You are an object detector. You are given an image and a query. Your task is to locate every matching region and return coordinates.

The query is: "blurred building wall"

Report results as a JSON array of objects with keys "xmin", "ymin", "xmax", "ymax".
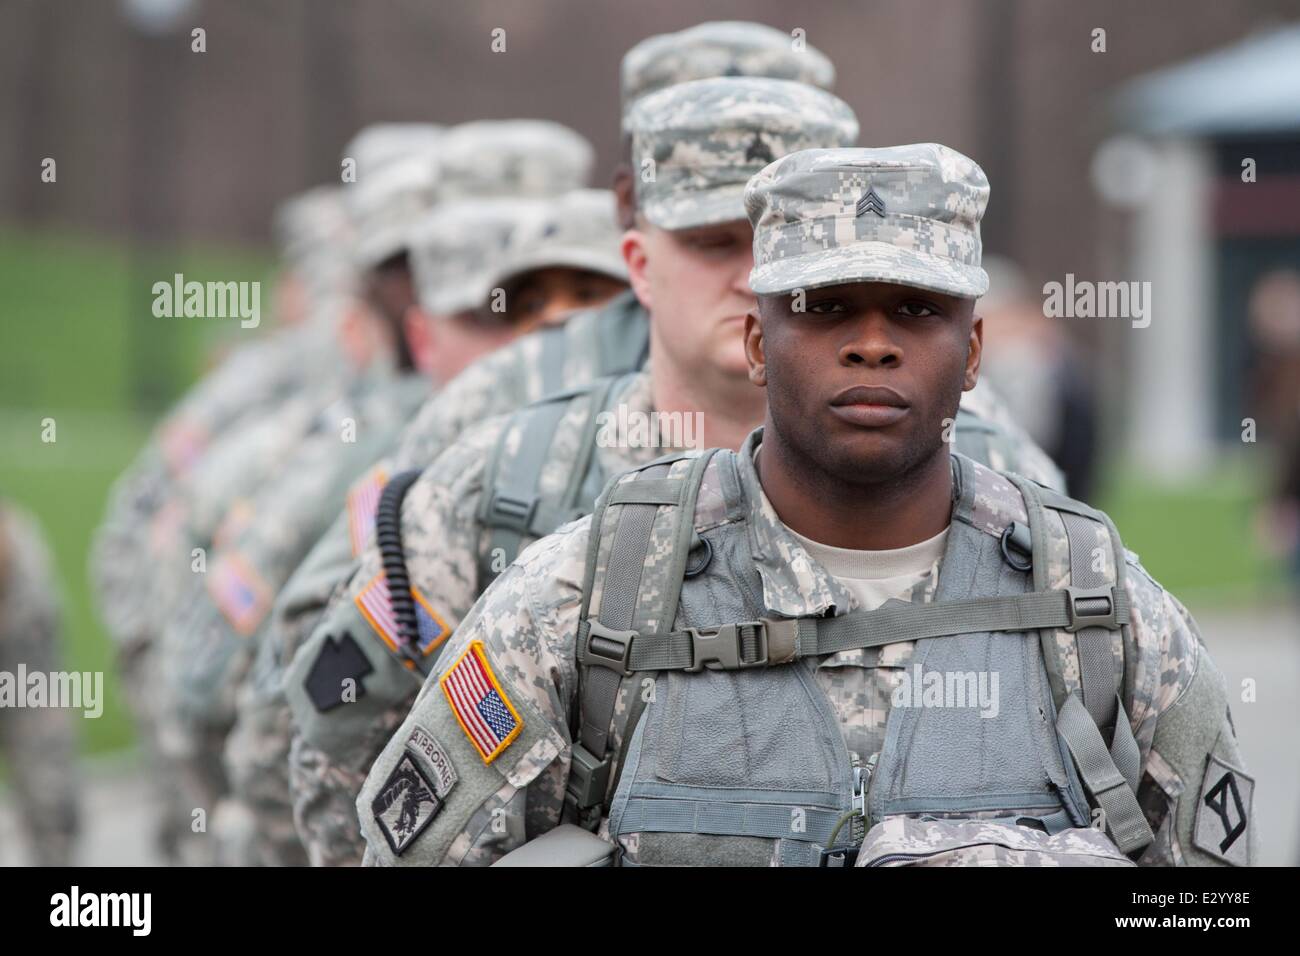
[{"xmin": 4, "ymin": 0, "xmax": 1299, "ymax": 274}]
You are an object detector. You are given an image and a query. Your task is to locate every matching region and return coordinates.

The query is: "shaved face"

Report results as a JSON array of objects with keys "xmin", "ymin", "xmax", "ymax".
[{"xmin": 747, "ymin": 280, "xmax": 982, "ymax": 486}]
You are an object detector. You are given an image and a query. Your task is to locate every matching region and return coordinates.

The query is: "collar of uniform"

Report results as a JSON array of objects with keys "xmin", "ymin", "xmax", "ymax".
[
  {"xmin": 593, "ymin": 369, "xmax": 664, "ymax": 476},
  {"xmin": 736, "ymin": 427, "xmax": 856, "ymax": 619}
]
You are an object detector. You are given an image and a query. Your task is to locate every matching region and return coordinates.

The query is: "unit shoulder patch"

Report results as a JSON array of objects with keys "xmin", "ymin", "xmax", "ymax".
[
  {"xmin": 439, "ymin": 641, "xmax": 523, "ymax": 764},
  {"xmin": 371, "ymin": 751, "xmax": 443, "ymax": 856},
  {"xmin": 304, "ymin": 631, "xmax": 374, "ymax": 713},
  {"xmin": 1193, "ymin": 753, "xmax": 1253, "ymax": 866}
]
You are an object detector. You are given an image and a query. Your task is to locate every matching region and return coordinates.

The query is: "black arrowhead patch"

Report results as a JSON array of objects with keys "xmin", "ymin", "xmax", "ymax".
[
  {"xmin": 856, "ymin": 186, "xmax": 886, "ymax": 218},
  {"xmin": 745, "ymin": 132, "xmax": 775, "ymax": 165},
  {"xmin": 1193, "ymin": 754, "xmax": 1254, "ymax": 865},
  {"xmin": 305, "ymin": 632, "xmax": 374, "ymax": 713}
]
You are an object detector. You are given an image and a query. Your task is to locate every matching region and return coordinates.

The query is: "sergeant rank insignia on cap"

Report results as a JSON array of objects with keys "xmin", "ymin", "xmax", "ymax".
[
  {"xmin": 440, "ymin": 641, "xmax": 522, "ymax": 764},
  {"xmin": 354, "ymin": 572, "xmax": 451, "ymax": 664},
  {"xmin": 856, "ymin": 186, "xmax": 886, "ymax": 218}
]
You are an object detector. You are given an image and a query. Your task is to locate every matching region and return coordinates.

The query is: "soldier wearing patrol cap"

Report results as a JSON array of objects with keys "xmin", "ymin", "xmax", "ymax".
[
  {"xmin": 216, "ymin": 188, "xmax": 629, "ymax": 866},
  {"xmin": 90, "ymin": 183, "xmax": 356, "ymax": 863},
  {"xmin": 354, "ymin": 144, "xmax": 1254, "ymax": 868}
]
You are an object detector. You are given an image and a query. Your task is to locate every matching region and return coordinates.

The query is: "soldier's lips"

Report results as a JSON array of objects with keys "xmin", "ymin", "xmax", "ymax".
[{"xmin": 829, "ymin": 385, "xmax": 910, "ymax": 427}]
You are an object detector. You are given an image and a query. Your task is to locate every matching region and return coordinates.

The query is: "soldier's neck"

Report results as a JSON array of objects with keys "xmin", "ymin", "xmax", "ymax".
[
  {"xmin": 650, "ymin": 357, "xmax": 764, "ymax": 453},
  {"xmin": 756, "ymin": 427, "xmax": 954, "ymax": 551}
]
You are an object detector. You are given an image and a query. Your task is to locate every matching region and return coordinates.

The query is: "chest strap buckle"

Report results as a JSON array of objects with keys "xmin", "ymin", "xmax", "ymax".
[{"xmin": 685, "ymin": 622, "xmax": 769, "ymax": 672}]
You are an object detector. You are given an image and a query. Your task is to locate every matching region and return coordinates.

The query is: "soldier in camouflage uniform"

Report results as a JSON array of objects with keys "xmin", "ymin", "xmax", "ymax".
[
  {"xmin": 91, "ymin": 184, "xmax": 356, "ymax": 862},
  {"xmin": 217, "ymin": 187, "xmax": 629, "ymax": 866},
  {"xmin": 354, "ymin": 145, "xmax": 1254, "ymax": 868},
  {"xmin": 0, "ymin": 501, "xmax": 79, "ymax": 865}
]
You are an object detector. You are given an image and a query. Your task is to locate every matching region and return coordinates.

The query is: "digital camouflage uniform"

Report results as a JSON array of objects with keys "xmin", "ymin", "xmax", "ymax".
[
  {"xmin": 90, "ymin": 186, "xmax": 354, "ymax": 861},
  {"xmin": 221, "ymin": 138, "xmax": 606, "ymax": 865},
  {"xmin": 353, "ymin": 144, "xmax": 1253, "ymax": 868},
  {"xmin": 0, "ymin": 501, "xmax": 79, "ymax": 865}
]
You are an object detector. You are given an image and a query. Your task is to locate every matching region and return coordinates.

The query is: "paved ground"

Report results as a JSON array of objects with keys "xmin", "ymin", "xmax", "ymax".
[{"xmin": 3, "ymin": 600, "xmax": 1297, "ymax": 867}]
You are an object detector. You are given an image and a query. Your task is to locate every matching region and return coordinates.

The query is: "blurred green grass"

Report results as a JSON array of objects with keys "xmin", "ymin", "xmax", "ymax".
[
  {"xmin": 1, "ymin": 227, "xmax": 273, "ymax": 756},
  {"xmin": 1096, "ymin": 458, "xmax": 1288, "ymax": 606}
]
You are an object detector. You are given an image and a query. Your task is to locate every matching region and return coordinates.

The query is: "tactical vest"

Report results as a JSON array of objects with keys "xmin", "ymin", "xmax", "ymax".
[
  {"xmin": 377, "ymin": 379, "xmax": 1065, "ymax": 674},
  {"xmin": 565, "ymin": 446, "xmax": 1152, "ymax": 866}
]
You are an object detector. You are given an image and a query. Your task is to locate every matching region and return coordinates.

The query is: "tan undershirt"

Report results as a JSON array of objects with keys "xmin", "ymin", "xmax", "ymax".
[{"xmin": 754, "ymin": 446, "xmax": 947, "ymax": 609}]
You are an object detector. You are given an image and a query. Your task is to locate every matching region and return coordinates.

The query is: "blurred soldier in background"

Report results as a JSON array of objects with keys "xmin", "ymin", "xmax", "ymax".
[
  {"xmin": 977, "ymin": 256, "xmax": 1099, "ymax": 502},
  {"xmin": 1247, "ymin": 269, "xmax": 1300, "ymax": 602},
  {"xmin": 153, "ymin": 120, "xmax": 598, "ymax": 865},
  {"xmin": 229, "ymin": 187, "xmax": 628, "ymax": 866},
  {"xmin": 0, "ymin": 500, "xmax": 79, "ymax": 865},
  {"xmin": 91, "ymin": 182, "xmax": 356, "ymax": 861}
]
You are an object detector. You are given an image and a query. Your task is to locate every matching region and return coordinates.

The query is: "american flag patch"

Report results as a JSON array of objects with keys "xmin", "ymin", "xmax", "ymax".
[
  {"xmin": 347, "ymin": 467, "xmax": 387, "ymax": 557},
  {"xmin": 440, "ymin": 641, "xmax": 522, "ymax": 764},
  {"xmin": 354, "ymin": 573, "xmax": 451, "ymax": 663},
  {"xmin": 208, "ymin": 552, "xmax": 272, "ymax": 636}
]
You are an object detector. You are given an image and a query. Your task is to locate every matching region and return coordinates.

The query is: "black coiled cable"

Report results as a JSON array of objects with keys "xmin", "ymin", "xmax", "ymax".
[{"xmin": 374, "ymin": 469, "xmax": 423, "ymax": 661}]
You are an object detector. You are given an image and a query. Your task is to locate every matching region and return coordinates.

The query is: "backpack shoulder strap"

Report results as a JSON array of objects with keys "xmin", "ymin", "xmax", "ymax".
[
  {"xmin": 593, "ymin": 291, "xmax": 651, "ymax": 376},
  {"xmin": 476, "ymin": 374, "xmax": 631, "ymax": 586},
  {"xmin": 1004, "ymin": 469, "xmax": 1153, "ymax": 855},
  {"xmin": 565, "ymin": 447, "xmax": 718, "ymax": 827}
]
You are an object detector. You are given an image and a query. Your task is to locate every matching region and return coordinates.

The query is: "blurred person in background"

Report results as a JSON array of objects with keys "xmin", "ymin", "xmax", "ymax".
[
  {"xmin": 977, "ymin": 255, "xmax": 1099, "ymax": 501},
  {"xmin": 1247, "ymin": 269, "xmax": 1300, "ymax": 603},
  {"xmin": 216, "ymin": 187, "xmax": 629, "ymax": 866},
  {"xmin": 0, "ymin": 500, "xmax": 79, "ymax": 865}
]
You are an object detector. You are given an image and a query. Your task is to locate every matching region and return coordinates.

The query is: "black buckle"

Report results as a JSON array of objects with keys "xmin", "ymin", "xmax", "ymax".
[
  {"xmin": 581, "ymin": 620, "xmax": 637, "ymax": 676},
  {"xmin": 566, "ymin": 742, "xmax": 612, "ymax": 811},
  {"xmin": 1065, "ymin": 586, "xmax": 1120, "ymax": 632},
  {"xmin": 818, "ymin": 844, "xmax": 861, "ymax": 867},
  {"xmin": 999, "ymin": 521, "xmax": 1033, "ymax": 572},
  {"xmin": 486, "ymin": 492, "xmax": 537, "ymax": 534},
  {"xmin": 684, "ymin": 622, "xmax": 768, "ymax": 672}
]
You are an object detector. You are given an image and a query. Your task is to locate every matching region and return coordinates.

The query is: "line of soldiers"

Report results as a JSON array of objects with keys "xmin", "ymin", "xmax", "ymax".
[{"xmin": 90, "ymin": 20, "xmax": 1253, "ymax": 867}]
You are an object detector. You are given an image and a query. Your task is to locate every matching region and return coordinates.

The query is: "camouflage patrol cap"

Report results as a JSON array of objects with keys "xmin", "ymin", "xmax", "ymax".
[
  {"xmin": 620, "ymin": 21, "xmax": 835, "ymax": 130},
  {"xmin": 487, "ymin": 189, "xmax": 628, "ymax": 291},
  {"xmin": 408, "ymin": 197, "xmax": 548, "ymax": 315},
  {"xmin": 342, "ymin": 123, "xmax": 445, "ymax": 180},
  {"xmin": 745, "ymin": 144, "xmax": 991, "ymax": 299},
  {"xmin": 348, "ymin": 149, "xmax": 441, "ymax": 269},
  {"xmin": 438, "ymin": 120, "xmax": 593, "ymax": 200},
  {"xmin": 628, "ymin": 77, "xmax": 858, "ymax": 231},
  {"xmin": 273, "ymin": 186, "xmax": 352, "ymax": 268}
]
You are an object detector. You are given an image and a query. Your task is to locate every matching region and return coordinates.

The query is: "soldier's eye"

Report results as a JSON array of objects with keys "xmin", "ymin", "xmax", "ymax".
[
  {"xmin": 805, "ymin": 299, "xmax": 845, "ymax": 314},
  {"xmin": 898, "ymin": 301, "xmax": 938, "ymax": 317}
]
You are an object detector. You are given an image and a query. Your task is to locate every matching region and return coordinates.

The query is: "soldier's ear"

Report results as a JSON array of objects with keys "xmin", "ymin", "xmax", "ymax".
[
  {"xmin": 745, "ymin": 310, "xmax": 767, "ymax": 386},
  {"xmin": 404, "ymin": 305, "xmax": 438, "ymax": 379},
  {"xmin": 623, "ymin": 228, "xmax": 652, "ymax": 311},
  {"xmin": 611, "ymin": 165, "xmax": 636, "ymax": 230},
  {"xmin": 963, "ymin": 313, "xmax": 983, "ymax": 391}
]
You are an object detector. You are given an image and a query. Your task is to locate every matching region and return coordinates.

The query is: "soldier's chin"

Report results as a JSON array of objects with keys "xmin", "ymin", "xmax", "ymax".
[{"xmin": 829, "ymin": 432, "xmax": 917, "ymax": 484}]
